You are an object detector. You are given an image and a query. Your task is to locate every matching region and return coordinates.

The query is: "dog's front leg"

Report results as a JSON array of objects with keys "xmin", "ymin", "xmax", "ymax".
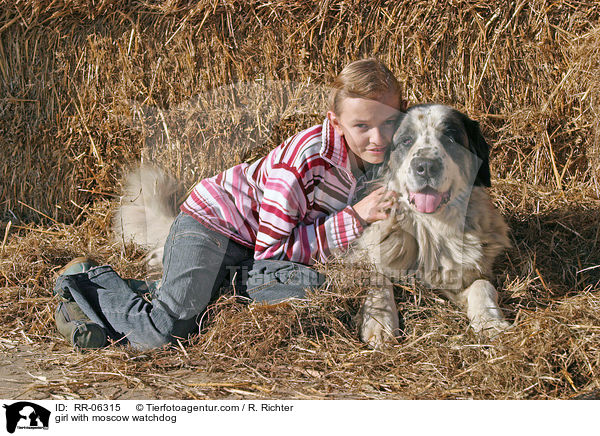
[
  {"xmin": 462, "ymin": 279, "xmax": 511, "ymax": 337},
  {"xmin": 356, "ymin": 273, "xmax": 399, "ymax": 348}
]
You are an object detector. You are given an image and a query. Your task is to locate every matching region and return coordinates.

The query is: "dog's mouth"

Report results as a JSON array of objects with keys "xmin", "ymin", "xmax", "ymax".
[{"xmin": 408, "ymin": 187, "xmax": 451, "ymax": 214}]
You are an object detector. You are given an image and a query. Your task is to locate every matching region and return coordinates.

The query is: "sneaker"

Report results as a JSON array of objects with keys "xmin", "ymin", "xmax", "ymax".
[
  {"xmin": 55, "ymin": 301, "xmax": 107, "ymax": 349},
  {"xmin": 57, "ymin": 256, "xmax": 99, "ymax": 277},
  {"xmin": 54, "ymin": 257, "xmax": 100, "ymax": 300}
]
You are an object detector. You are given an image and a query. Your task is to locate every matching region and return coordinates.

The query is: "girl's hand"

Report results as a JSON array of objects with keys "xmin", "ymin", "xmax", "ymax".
[{"xmin": 352, "ymin": 186, "xmax": 397, "ymax": 225}]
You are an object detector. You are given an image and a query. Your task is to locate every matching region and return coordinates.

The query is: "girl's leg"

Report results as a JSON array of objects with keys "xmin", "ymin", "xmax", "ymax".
[
  {"xmin": 55, "ymin": 212, "xmax": 251, "ymax": 350},
  {"xmin": 149, "ymin": 212, "xmax": 251, "ymax": 328},
  {"xmin": 232, "ymin": 258, "xmax": 326, "ymax": 303},
  {"xmin": 116, "ymin": 212, "xmax": 252, "ymax": 348}
]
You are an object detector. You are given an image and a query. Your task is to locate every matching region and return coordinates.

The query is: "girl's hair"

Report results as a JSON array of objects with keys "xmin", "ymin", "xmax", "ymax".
[{"xmin": 329, "ymin": 58, "xmax": 404, "ymax": 114}]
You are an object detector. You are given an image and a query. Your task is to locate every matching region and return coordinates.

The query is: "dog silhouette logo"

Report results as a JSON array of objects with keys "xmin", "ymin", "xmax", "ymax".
[{"xmin": 3, "ymin": 402, "xmax": 50, "ymax": 433}]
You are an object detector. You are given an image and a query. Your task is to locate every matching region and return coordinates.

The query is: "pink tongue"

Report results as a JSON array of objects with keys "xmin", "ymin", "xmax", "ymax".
[{"xmin": 412, "ymin": 190, "xmax": 443, "ymax": 213}]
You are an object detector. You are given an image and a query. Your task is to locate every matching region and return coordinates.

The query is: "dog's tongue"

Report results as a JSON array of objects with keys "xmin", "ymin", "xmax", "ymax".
[{"xmin": 410, "ymin": 188, "xmax": 443, "ymax": 213}]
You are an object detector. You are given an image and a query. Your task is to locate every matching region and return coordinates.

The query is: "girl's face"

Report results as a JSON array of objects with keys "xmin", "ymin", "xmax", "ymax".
[{"xmin": 327, "ymin": 92, "xmax": 401, "ymax": 170}]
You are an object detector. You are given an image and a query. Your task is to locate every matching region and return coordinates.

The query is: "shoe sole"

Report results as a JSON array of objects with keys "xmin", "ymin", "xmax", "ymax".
[{"xmin": 57, "ymin": 256, "xmax": 98, "ymax": 277}]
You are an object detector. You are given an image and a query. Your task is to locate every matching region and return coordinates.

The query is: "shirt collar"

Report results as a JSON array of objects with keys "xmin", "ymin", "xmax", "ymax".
[{"xmin": 320, "ymin": 117, "xmax": 350, "ymax": 171}]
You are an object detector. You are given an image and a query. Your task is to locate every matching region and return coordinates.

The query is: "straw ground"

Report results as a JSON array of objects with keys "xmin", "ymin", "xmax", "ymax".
[{"xmin": 1, "ymin": 1, "xmax": 600, "ymax": 399}]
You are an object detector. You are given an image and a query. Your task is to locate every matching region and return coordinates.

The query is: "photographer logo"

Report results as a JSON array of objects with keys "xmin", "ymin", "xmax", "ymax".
[{"xmin": 3, "ymin": 402, "xmax": 50, "ymax": 433}]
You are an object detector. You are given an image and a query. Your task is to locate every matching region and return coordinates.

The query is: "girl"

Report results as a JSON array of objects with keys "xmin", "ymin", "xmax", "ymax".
[{"xmin": 54, "ymin": 58, "xmax": 405, "ymax": 350}]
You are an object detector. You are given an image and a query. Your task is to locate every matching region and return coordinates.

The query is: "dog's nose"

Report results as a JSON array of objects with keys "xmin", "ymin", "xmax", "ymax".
[{"xmin": 411, "ymin": 157, "xmax": 442, "ymax": 178}]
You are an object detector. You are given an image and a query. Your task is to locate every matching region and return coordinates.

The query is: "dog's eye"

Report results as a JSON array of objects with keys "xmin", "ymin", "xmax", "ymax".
[
  {"xmin": 444, "ymin": 129, "xmax": 462, "ymax": 145},
  {"xmin": 397, "ymin": 136, "xmax": 413, "ymax": 147}
]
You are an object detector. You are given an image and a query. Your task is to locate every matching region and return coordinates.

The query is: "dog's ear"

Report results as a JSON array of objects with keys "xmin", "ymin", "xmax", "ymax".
[
  {"xmin": 462, "ymin": 115, "xmax": 491, "ymax": 187},
  {"xmin": 381, "ymin": 113, "xmax": 405, "ymax": 174},
  {"xmin": 388, "ymin": 110, "xmax": 408, "ymax": 153}
]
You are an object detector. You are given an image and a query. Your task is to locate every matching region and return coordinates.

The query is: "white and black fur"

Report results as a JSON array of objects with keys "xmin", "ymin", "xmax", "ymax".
[{"xmin": 355, "ymin": 104, "xmax": 511, "ymax": 347}]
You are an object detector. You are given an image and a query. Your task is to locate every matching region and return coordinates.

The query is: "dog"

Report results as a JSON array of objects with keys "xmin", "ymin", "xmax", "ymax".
[
  {"xmin": 113, "ymin": 104, "xmax": 511, "ymax": 348},
  {"xmin": 354, "ymin": 104, "xmax": 512, "ymax": 347}
]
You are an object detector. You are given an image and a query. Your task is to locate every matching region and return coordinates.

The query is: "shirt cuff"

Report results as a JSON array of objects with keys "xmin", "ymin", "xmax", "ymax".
[
  {"xmin": 346, "ymin": 205, "xmax": 365, "ymax": 234},
  {"xmin": 344, "ymin": 206, "xmax": 369, "ymax": 235}
]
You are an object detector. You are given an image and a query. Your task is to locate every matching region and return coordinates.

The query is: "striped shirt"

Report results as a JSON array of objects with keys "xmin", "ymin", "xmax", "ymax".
[{"xmin": 180, "ymin": 118, "xmax": 367, "ymax": 265}]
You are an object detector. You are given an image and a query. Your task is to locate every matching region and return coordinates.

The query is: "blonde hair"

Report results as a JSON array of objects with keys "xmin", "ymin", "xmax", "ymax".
[{"xmin": 329, "ymin": 58, "xmax": 404, "ymax": 114}]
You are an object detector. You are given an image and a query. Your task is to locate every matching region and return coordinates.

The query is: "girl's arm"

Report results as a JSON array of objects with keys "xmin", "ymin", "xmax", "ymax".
[{"xmin": 254, "ymin": 164, "xmax": 364, "ymax": 265}]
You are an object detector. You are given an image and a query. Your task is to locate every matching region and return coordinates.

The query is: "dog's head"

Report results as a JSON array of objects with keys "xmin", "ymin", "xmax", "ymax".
[{"xmin": 385, "ymin": 104, "xmax": 491, "ymax": 214}]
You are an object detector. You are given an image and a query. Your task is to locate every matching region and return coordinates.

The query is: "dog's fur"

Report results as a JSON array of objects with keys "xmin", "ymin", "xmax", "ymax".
[
  {"xmin": 112, "ymin": 165, "xmax": 183, "ymax": 271},
  {"xmin": 113, "ymin": 104, "xmax": 511, "ymax": 348},
  {"xmin": 354, "ymin": 104, "xmax": 511, "ymax": 347}
]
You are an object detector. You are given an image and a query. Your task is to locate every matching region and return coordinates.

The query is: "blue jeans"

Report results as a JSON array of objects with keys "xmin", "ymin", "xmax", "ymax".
[{"xmin": 54, "ymin": 212, "xmax": 325, "ymax": 350}]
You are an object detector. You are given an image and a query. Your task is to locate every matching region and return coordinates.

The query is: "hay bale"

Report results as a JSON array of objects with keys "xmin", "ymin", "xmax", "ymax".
[{"xmin": 0, "ymin": 1, "xmax": 599, "ymax": 223}]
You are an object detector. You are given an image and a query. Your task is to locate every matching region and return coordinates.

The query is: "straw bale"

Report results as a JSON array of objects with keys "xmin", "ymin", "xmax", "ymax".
[{"xmin": 1, "ymin": 1, "xmax": 599, "ymax": 222}]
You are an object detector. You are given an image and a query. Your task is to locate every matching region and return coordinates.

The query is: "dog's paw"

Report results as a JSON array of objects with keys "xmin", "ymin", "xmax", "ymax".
[
  {"xmin": 355, "ymin": 282, "xmax": 399, "ymax": 348},
  {"xmin": 465, "ymin": 280, "xmax": 511, "ymax": 338},
  {"xmin": 358, "ymin": 309, "xmax": 400, "ymax": 348}
]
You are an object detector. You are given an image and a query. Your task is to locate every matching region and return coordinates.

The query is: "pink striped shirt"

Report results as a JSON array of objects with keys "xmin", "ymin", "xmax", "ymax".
[{"xmin": 180, "ymin": 118, "xmax": 366, "ymax": 265}]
